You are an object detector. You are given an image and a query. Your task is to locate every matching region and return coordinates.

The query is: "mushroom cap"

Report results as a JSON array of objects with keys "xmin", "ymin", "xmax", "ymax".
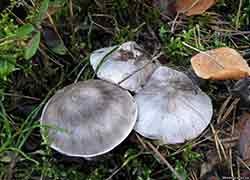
[
  {"xmin": 90, "ymin": 41, "xmax": 157, "ymax": 92},
  {"xmin": 134, "ymin": 66, "xmax": 213, "ymax": 144},
  {"xmin": 40, "ymin": 80, "xmax": 137, "ymax": 158}
]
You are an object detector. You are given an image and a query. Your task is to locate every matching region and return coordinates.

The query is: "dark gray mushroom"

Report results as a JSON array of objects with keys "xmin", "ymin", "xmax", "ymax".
[
  {"xmin": 134, "ymin": 66, "xmax": 213, "ymax": 144},
  {"xmin": 40, "ymin": 80, "xmax": 137, "ymax": 158},
  {"xmin": 90, "ymin": 41, "xmax": 158, "ymax": 92}
]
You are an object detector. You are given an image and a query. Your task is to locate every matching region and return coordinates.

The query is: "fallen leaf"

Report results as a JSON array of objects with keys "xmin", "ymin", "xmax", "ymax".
[
  {"xmin": 191, "ymin": 47, "xmax": 250, "ymax": 80},
  {"xmin": 239, "ymin": 112, "xmax": 250, "ymax": 165},
  {"xmin": 175, "ymin": 0, "xmax": 216, "ymax": 16}
]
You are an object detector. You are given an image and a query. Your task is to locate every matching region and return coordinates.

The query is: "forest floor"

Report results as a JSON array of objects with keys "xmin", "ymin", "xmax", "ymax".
[{"xmin": 0, "ymin": 0, "xmax": 250, "ymax": 179}]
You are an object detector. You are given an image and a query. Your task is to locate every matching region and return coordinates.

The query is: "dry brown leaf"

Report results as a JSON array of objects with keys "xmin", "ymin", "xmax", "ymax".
[
  {"xmin": 175, "ymin": 0, "xmax": 216, "ymax": 16},
  {"xmin": 191, "ymin": 47, "xmax": 250, "ymax": 80},
  {"xmin": 239, "ymin": 112, "xmax": 250, "ymax": 165}
]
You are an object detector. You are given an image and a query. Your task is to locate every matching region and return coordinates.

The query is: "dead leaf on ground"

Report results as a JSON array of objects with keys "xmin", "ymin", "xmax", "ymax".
[
  {"xmin": 191, "ymin": 47, "xmax": 250, "ymax": 80},
  {"xmin": 238, "ymin": 112, "xmax": 250, "ymax": 165},
  {"xmin": 175, "ymin": 0, "xmax": 216, "ymax": 16}
]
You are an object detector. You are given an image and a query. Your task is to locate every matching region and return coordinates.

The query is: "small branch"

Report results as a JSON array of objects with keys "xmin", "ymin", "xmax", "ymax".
[
  {"xmin": 118, "ymin": 52, "xmax": 162, "ymax": 85},
  {"xmin": 2, "ymin": 93, "xmax": 40, "ymax": 101},
  {"xmin": 235, "ymin": 0, "xmax": 243, "ymax": 29},
  {"xmin": 105, "ymin": 150, "xmax": 144, "ymax": 180},
  {"xmin": 74, "ymin": 63, "xmax": 90, "ymax": 83},
  {"xmin": 146, "ymin": 141, "xmax": 185, "ymax": 180},
  {"xmin": 69, "ymin": 0, "xmax": 74, "ymax": 31},
  {"xmin": 135, "ymin": 135, "xmax": 184, "ymax": 180}
]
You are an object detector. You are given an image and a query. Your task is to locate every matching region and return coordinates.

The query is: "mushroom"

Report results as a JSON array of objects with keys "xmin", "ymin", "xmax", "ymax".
[
  {"xmin": 90, "ymin": 41, "xmax": 158, "ymax": 92},
  {"xmin": 40, "ymin": 80, "xmax": 137, "ymax": 158},
  {"xmin": 134, "ymin": 66, "xmax": 213, "ymax": 144}
]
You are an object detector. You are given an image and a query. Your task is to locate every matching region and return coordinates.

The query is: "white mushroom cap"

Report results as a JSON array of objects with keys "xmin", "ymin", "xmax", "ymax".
[
  {"xmin": 134, "ymin": 66, "xmax": 213, "ymax": 144},
  {"xmin": 40, "ymin": 80, "xmax": 137, "ymax": 158},
  {"xmin": 90, "ymin": 41, "xmax": 158, "ymax": 92}
]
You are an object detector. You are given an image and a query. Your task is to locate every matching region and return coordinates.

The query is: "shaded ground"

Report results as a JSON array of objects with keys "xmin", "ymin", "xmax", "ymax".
[{"xmin": 0, "ymin": 0, "xmax": 250, "ymax": 179}]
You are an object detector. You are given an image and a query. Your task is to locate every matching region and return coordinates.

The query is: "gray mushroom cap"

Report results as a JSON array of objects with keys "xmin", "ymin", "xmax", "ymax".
[
  {"xmin": 40, "ymin": 80, "xmax": 138, "ymax": 158},
  {"xmin": 134, "ymin": 66, "xmax": 213, "ymax": 144},
  {"xmin": 90, "ymin": 41, "xmax": 158, "ymax": 92}
]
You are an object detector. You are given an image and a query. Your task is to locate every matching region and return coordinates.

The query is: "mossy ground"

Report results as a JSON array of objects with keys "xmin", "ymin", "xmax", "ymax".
[{"xmin": 0, "ymin": 0, "xmax": 250, "ymax": 179}]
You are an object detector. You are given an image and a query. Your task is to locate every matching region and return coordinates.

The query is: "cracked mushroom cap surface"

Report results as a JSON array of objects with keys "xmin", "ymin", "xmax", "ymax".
[
  {"xmin": 40, "ymin": 80, "xmax": 137, "ymax": 158},
  {"xmin": 90, "ymin": 41, "xmax": 158, "ymax": 92},
  {"xmin": 134, "ymin": 66, "xmax": 213, "ymax": 144}
]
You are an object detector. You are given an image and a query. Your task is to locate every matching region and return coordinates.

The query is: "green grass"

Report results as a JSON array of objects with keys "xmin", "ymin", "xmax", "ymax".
[{"xmin": 0, "ymin": 0, "xmax": 250, "ymax": 179}]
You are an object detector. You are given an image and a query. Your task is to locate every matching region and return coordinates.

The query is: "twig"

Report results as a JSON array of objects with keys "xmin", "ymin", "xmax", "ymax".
[
  {"xmin": 2, "ymin": 93, "xmax": 40, "ymax": 101},
  {"xmin": 92, "ymin": 14, "xmax": 119, "ymax": 32},
  {"xmin": 229, "ymin": 148, "xmax": 234, "ymax": 178},
  {"xmin": 118, "ymin": 52, "xmax": 162, "ymax": 85},
  {"xmin": 69, "ymin": 0, "xmax": 74, "ymax": 31},
  {"xmin": 135, "ymin": 135, "xmax": 184, "ymax": 180},
  {"xmin": 146, "ymin": 141, "xmax": 185, "ymax": 180},
  {"xmin": 171, "ymin": 12, "xmax": 180, "ymax": 33},
  {"xmin": 235, "ymin": 0, "xmax": 243, "ymax": 29},
  {"xmin": 6, "ymin": 154, "xmax": 17, "ymax": 180},
  {"xmin": 216, "ymin": 96, "xmax": 232, "ymax": 124},
  {"xmin": 237, "ymin": 156, "xmax": 250, "ymax": 171},
  {"xmin": 218, "ymin": 98, "xmax": 240, "ymax": 124},
  {"xmin": 135, "ymin": 134, "xmax": 147, "ymax": 149},
  {"xmin": 105, "ymin": 152, "xmax": 144, "ymax": 180},
  {"xmin": 46, "ymin": 13, "xmax": 77, "ymax": 63},
  {"xmin": 74, "ymin": 63, "xmax": 89, "ymax": 83},
  {"xmin": 210, "ymin": 125, "xmax": 222, "ymax": 161}
]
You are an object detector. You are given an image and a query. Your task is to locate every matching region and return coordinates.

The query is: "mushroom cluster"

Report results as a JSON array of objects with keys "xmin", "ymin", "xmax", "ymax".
[{"xmin": 40, "ymin": 41, "xmax": 213, "ymax": 158}]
